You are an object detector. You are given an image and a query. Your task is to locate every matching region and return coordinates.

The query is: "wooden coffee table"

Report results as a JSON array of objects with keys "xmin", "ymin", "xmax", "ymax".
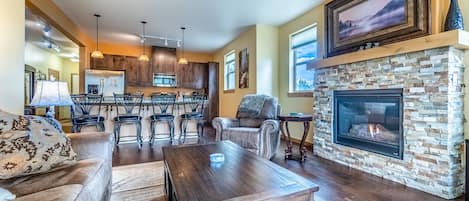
[{"xmin": 162, "ymin": 141, "xmax": 319, "ymax": 201}]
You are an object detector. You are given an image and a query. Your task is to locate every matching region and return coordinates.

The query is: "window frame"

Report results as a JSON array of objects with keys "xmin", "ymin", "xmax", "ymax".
[
  {"xmin": 224, "ymin": 50, "xmax": 236, "ymax": 92},
  {"xmin": 289, "ymin": 24, "xmax": 318, "ymax": 95}
]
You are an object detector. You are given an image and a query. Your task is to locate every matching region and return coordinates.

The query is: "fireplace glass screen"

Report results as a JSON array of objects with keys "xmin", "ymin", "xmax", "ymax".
[{"xmin": 333, "ymin": 89, "xmax": 403, "ymax": 159}]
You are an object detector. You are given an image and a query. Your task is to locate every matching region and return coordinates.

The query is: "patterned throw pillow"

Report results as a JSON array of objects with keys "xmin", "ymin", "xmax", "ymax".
[{"xmin": 0, "ymin": 110, "xmax": 77, "ymax": 179}]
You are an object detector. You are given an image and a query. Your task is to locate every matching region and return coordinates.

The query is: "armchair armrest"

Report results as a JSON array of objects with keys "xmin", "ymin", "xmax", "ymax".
[
  {"xmin": 67, "ymin": 132, "xmax": 113, "ymax": 161},
  {"xmin": 259, "ymin": 120, "xmax": 280, "ymax": 159},
  {"xmin": 212, "ymin": 117, "xmax": 240, "ymax": 141}
]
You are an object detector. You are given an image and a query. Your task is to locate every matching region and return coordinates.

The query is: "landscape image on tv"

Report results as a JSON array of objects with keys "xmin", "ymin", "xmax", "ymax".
[{"xmin": 338, "ymin": 0, "xmax": 406, "ymax": 40}]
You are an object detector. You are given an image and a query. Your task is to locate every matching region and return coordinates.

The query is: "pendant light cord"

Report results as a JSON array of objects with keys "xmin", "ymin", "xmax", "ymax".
[
  {"xmin": 181, "ymin": 27, "xmax": 186, "ymax": 58},
  {"xmin": 94, "ymin": 14, "xmax": 100, "ymax": 51},
  {"xmin": 142, "ymin": 21, "xmax": 146, "ymax": 55}
]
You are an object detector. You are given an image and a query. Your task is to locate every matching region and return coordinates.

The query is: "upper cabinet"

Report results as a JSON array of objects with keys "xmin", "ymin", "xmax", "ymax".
[
  {"xmin": 90, "ymin": 54, "xmax": 152, "ymax": 86},
  {"xmin": 91, "ymin": 56, "xmax": 114, "ymax": 70},
  {"xmin": 177, "ymin": 62, "xmax": 208, "ymax": 89},
  {"xmin": 152, "ymin": 47, "xmax": 177, "ymax": 74},
  {"xmin": 90, "ymin": 47, "xmax": 210, "ymax": 89}
]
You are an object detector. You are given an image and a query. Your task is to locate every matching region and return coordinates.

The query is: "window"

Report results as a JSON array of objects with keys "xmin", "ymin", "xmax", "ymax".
[
  {"xmin": 290, "ymin": 25, "xmax": 317, "ymax": 92},
  {"xmin": 224, "ymin": 51, "xmax": 236, "ymax": 91}
]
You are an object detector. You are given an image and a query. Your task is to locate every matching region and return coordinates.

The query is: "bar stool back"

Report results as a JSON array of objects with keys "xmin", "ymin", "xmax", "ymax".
[
  {"xmin": 179, "ymin": 94, "xmax": 207, "ymax": 141},
  {"xmin": 149, "ymin": 94, "xmax": 176, "ymax": 145},
  {"xmin": 113, "ymin": 93, "xmax": 144, "ymax": 149},
  {"xmin": 70, "ymin": 94, "xmax": 105, "ymax": 133}
]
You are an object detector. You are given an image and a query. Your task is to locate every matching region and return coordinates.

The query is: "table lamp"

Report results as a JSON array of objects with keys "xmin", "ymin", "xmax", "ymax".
[{"xmin": 30, "ymin": 80, "xmax": 73, "ymax": 119}]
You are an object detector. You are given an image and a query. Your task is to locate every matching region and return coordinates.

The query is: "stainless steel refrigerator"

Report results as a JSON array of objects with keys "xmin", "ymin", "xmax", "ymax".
[{"xmin": 85, "ymin": 70, "xmax": 125, "ymax": 96}]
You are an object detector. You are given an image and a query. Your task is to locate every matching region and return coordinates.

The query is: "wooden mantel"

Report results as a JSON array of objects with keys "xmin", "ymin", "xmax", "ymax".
[{"xmin": 307, "ymin": 30, "xmax": 469, "ymax": 70}]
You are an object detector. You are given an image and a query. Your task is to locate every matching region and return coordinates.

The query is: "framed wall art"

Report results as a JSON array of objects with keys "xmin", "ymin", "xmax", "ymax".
[
  {"xmin": 325, "ymin": 0, "xmax": 430, "ymax": 57},
  {"xmin": 239, "ymin": 48, "xmax": 249, "ymax": 89}
]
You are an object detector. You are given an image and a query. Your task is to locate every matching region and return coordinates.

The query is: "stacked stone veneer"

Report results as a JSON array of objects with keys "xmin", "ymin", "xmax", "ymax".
[{"xmin": 313, "ymin": 47, "xmax": 465, "ymax": 199}]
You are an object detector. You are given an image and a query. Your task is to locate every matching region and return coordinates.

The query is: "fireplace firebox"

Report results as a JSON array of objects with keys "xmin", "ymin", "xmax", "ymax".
[{"xmin": 333, "ymin": 89, "xmax": 403, "ymax": 159}]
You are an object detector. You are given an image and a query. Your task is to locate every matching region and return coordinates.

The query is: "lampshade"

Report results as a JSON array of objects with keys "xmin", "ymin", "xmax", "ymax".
[
  {"xmin": 91, "ymin": 50, "xmax": 104, "ymax": 59},
  {"xmin": 138, "ymin": 21, "xmax": 149, "ymax": 62},
  {"xmin": 138, "ymin": 54, "xmax": 149, "ymax": 61},
  {"xmin": 30, "ymin": 81, "xmax": 73, "ymax": 107},
  {"xmin": 178, "ymin": 27, "xmax": 188, "ymax": 65},
  {"xmin": 178, "ymin": 57, "xmax": 188, "ymax": 65},
  {"xmin": 91, "ymin": 14, "xmax": 104, "ymax": 59}
]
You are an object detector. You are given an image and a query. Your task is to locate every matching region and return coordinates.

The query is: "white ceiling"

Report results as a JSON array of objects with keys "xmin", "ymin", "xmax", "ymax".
[
  {"xmin": 26, "ymin": 8, "xmax": 79, "ymax": 60},
  {"xmin": 52, "ymin": 0, "xmax": 323, "ymax": 53}
]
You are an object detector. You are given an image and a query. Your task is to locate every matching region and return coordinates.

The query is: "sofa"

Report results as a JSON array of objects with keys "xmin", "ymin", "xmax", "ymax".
[
  {"xmin": 0, "ymin": 132, "xmax": 113, "ymax": 201},
  {"xmin": 212, "ymin": 95, "xmax": 281, "ymax": 159}
]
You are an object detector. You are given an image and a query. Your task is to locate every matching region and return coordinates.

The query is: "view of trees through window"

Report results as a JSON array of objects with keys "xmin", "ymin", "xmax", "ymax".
[{"xmin": 291, "ymin": 26, "xmax": 317, "ymax": 91}]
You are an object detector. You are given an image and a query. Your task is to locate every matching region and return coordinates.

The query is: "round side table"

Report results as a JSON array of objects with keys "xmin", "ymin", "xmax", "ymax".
[{"xmin": 278, "ymin": 114, "xmax": 313, "ymax": 162}]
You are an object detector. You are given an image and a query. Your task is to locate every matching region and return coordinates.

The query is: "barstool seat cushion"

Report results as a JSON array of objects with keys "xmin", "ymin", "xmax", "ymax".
[
  {"xmin": 180, "ymin": 112, "xmax": 203, "ymax": 119},
  {"xmin": 150, "ymin": 114, "xmax": 175, "ymax": 121},
  {"xmin": 113, "ymin": 115, "xmax": 142, "ymax": 122},
  {"xmin": 74, "ymin": 116, "xmax": 105, "ymax": 124}
]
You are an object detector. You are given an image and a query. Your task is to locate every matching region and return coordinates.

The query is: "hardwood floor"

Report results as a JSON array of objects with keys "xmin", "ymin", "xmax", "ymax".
[{"xmin": 112, "ymin": 129, "xmax": 464, "ymax": 201}]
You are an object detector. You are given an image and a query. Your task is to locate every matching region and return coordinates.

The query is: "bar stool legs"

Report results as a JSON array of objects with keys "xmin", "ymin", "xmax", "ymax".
[
  {"xmin": 179, "ymin": 119, "xmax": 204, "ymax": 142},
  {"xmin": 149, "ymin": 120, "xmax": 175, "ymax": 146},
  {"xmin": 113, "ymin": 122, "xmax": 143, "ymax": 149}
]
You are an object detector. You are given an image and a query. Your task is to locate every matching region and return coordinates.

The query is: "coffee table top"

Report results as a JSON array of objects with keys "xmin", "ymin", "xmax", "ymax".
[{"xmin": 162, "ymin": 141, "xmax": 319, "ymax": 201}]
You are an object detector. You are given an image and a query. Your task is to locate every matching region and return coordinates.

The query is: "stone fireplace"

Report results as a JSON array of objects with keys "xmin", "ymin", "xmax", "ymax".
[
  {"xmin": 333, "ymin": 89, "xmax": 403, "ymax": 159},
  {"xmin": 312, "ymin": 47, "xmax": 465, "ymax": 199}
]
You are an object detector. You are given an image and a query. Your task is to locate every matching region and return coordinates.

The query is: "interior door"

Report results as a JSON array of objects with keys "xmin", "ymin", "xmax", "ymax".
[{"xmin": 24, "ymin": 65, "xmax": 36, "ymax": 115}]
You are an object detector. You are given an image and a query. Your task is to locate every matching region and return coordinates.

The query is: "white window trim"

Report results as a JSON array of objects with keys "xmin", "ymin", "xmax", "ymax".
[
  {"xmin": 224, "ymin": 50, "xmax": 236, "ymax": 91},
  {"xmin": 289, "ymin": 24, "xmax": 318, "ymax": 93}
]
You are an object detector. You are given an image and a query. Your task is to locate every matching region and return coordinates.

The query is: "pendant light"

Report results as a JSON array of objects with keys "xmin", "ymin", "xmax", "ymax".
[
  {"xmin": 138, "ymin": 21, "xmax": 149, "ymax": 62},
  {"xmin": 91, "ymin": 14, "xmax": 104, "ymax": 59},
  {"xmin": 178, "ymin": 27, "xmax": 188, "ymax": 65}
]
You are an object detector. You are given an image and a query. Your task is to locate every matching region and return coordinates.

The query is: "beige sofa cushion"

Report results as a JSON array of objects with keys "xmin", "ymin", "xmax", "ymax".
[
  {"xmin": 224, "ymin": 127, "xmax": 261, "ymax": 150},
  {"xmin": 0, "ymin": 159, "xmax": 102, "ymax": 199},
  {"xmin": 0, "ymin": 110, "xmax": 76, "ymax": 179}
]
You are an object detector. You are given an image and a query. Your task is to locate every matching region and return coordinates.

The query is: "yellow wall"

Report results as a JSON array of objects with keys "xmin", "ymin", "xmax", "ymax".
[
  {"xmin": 256, "ymin": 24, "xmax": 279, "ymax": 97},
  {"xmin": 214, "ymin": 26, "xmax": 257, "ymax": 117},
  {"xmin": 0, "ymin": 0, "xmax": 25, "ymax": 114},
  {"xmin": 24, "ymin": 42, "xmax": 80, "ymax": 119},
  {"xmin": 25, "ymin": 42, "xmax": 63, "ymax": 75},
  {"xmin": 60, "ymin": 59, "xmax": 79, "ymax": 119},
  {"xmin": 278, "ymin": 4, "xmax": 325, "ymax": 143}
]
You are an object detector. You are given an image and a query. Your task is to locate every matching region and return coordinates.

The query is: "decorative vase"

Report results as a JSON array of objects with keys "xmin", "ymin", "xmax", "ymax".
[{"xmin": 444, "ymin": 0, "xmax": 464, "ymax": 31}]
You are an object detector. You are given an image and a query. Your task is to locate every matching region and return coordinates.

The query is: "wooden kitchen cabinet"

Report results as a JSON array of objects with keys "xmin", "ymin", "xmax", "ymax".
[
  {"xmin": 139, "ymin": 60, "xmax": 153, "ymax": 87},
  {"xmin": 176, "ymin": 62, "xmax": 208, "ymax": 89},
  {"xmin": 126, "ymin": 57, "xmax": 139, "ymax": 86},
  {"xmin": 113, "ymin": 55, "xmax": 127, "ymax": 70},
  {"xmin": 91, "ymin": 56, "xmax": 114, "ymax": 70},
  {"xmin": 152, "ymin": 47, "xmax": 177, "ymax": 74}
]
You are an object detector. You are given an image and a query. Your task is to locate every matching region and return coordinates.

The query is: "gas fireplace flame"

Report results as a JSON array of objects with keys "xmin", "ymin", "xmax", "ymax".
[{"xmin": 368, "ymin": 124, "xmax": 381, "ymax": 138}]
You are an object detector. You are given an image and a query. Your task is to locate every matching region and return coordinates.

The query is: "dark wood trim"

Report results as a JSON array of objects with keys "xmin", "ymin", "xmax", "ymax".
[
  {"xmin": 223, "ymin": 89, "xmax": 235, "ymax": 94},
  {"xmin": 25, "ymin": 1, "xmax": 85, "ymax": 47},
  {"xmin": 288, "ymin": 91, "xmax": 313, "ymax": 97}
]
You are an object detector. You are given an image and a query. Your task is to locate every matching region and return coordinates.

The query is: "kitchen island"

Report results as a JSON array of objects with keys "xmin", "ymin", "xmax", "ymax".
[{"xmin": 79, "ymin": 96, "xmax": 206, "ymax": 142}]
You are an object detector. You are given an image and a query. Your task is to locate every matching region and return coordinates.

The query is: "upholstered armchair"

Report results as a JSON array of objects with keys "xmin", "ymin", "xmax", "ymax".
[{"xmin": 212, "ymin": 95, "xmax": 281, "ymax": 159}]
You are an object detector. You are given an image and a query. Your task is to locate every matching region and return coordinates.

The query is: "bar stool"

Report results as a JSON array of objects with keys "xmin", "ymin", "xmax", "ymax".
[
  {"xmin": 70, "ymin": 94, "xmax": 105, "ymax": 133},
  {"xmin": 179, "ymin": 95, "xmax": 207, "ymax": 141},
  {"xmin": 149, "ymin": 94, "xmax": 176, "ymax": 145},
  {"xmin": 113, "ymin": 93, "xmax": 144, "ymax": 149}
]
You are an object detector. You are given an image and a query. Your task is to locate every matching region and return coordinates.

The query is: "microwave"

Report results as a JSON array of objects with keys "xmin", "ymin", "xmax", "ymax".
[{"xmin": 153, "ymin": 73, "xmax": 177, "ymax": 87}]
